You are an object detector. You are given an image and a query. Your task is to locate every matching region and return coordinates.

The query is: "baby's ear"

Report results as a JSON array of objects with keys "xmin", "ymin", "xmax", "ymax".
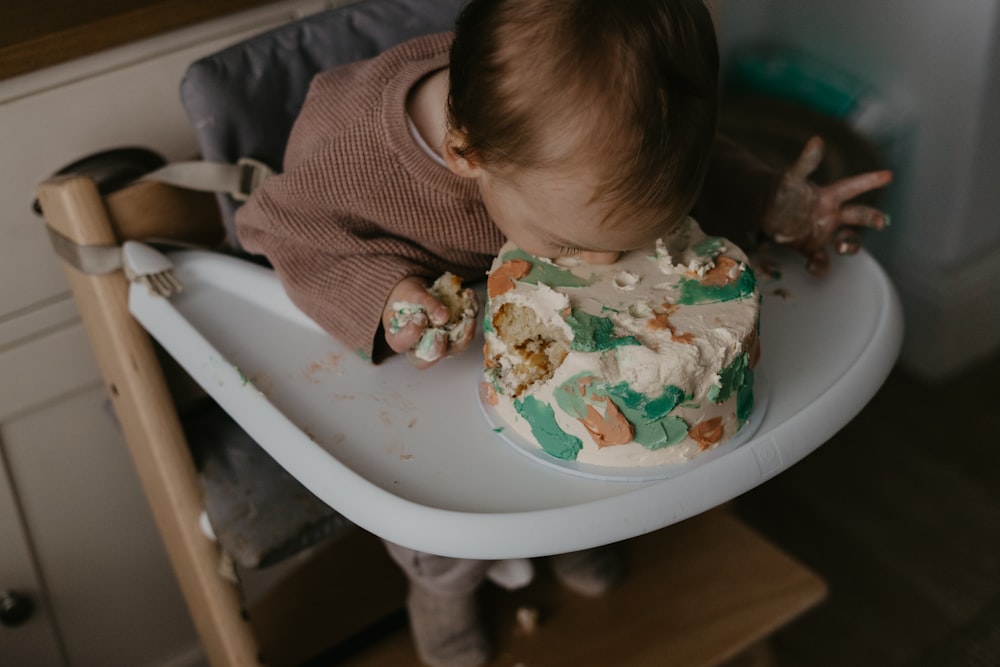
[{"xmin": 443, "ymin": 128, "xmax": 482, "ymax": 178}]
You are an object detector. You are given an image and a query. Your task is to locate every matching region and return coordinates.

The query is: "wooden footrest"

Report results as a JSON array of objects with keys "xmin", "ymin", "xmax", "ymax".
[{"xmin": 339, "ymin": 508, "xmax": 826, "ymax": 667}]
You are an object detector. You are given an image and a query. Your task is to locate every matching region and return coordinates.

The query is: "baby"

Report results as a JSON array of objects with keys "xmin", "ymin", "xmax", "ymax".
[{"xmin": 236, "ymin": 0, "xmax": 891, "ymax": 664}]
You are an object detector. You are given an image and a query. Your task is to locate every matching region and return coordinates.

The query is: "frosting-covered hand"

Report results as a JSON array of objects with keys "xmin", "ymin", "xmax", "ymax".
[
  {"xmin": 762, "ymin": 136, "xmax": 893, "ymax": 275},
  {"xmin": 383, "ymin": 276, "xmax": 477, "ymax": 369}
]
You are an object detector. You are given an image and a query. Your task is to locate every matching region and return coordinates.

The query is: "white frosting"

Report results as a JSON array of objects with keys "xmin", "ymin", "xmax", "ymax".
[{"xmin": 483, "ymin": 217, "xmax": 759, "ymax": 468}]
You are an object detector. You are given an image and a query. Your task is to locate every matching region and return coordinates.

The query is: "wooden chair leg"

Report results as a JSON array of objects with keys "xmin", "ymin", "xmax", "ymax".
[{"xmin": 36, "ymin": 175, "xmax": 261, "ymax": 666}]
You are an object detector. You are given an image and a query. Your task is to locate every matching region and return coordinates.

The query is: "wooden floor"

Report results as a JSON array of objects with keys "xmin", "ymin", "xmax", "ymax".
[{"xmin": 733, "ymin": 352, "xmax": 1000, "ymax": 666}]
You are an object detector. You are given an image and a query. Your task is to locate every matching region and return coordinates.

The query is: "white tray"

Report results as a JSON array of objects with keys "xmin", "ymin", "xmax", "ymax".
[{"xmin": 130, "ymin": 248, "xmax": 902, "ymax": 559}]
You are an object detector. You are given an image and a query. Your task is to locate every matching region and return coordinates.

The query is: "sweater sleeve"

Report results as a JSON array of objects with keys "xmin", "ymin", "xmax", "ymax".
[
  {"xmin": 236, "ymin": 163, "xmax": 445, "ymax": 361},
  {"xmin": 691, "ymin": 134, "xmax": 783, "ymax": 248},
  {"xmin": 234, "ymin": 35, "xmax": 490, "ymax": 362}
]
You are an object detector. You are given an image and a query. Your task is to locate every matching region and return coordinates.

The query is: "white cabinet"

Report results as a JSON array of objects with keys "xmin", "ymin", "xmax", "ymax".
[
  {"xmin": 1, "ymin": 375, "xmax": 198, "ymax": 667},
  {"xmin": 1, "ymin": 460, "xmax": 65, "ymax": 666},
  {"xmin": 0, "ymin": 2, "xmax": 336, "ymax": 664},
  {"xmin": 0, "ymin": 319, "xmax": 201, "ymax": 666}
]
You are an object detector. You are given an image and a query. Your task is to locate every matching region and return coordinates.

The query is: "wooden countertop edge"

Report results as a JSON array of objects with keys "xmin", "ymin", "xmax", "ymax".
[{"xmin": 0, "ymin": 0, "xmax": 272, "ymax": 82}]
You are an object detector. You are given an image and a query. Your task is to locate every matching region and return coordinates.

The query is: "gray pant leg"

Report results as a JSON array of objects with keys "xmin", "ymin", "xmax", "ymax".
[{"xmin": 382, "ymin": 540, "xmax": 492, "ymax": 596}]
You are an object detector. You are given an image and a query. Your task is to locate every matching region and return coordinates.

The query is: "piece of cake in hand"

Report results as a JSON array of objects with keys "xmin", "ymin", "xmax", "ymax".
[
  {"xmin": 389, "ymin": 273, "xmax": 478, "ymax": 362},
  {"xmin": 482, "ymin": 217, "xmax": 760, "ymax": 468}
]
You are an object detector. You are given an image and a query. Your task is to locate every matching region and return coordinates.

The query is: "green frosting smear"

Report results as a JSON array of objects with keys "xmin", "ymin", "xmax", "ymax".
[
  {"xmin": 708, "ymin": 353, "xmax": 750, "ymax": 404},
  {"xmin": 607, "ymin": 382, "xmax": 688, "ymax": 450},
  {"xmin": 633, "ymin": 416, "xmax": 690, "ymax": 450},
  {"xmin": 514, "ymin": 396, "xmax": 582, "ymax": 460},
  {"xmin": 606, "ymin": 382, "xmax": 687, "ymax": 421},
  {"xmin": 500, "ymin": 248, "xmax": 594, "ymax": 288},
  {"xmin": 566, "ymin": 310, "xmax": 641, "ymax": 352},
  {"xmin": 693, "ymin": 236, "xmax": 726, "ymax": 257},
  {"xmin": 605, "ymin": 382, "xmax": 690, "ymax": 450},
  {"xmin": 550, "ymin": 373, "xmax": 691, "ymax": 451},
  {"xmin": 737, "ymin": 368, "xmax": 755, "ymax": 424},
  {"xmin": 553, "ymin": 372, "xmax": 599, "ymax": 419},
  {"xmin": 481, "ymin": 301, "xmax": 493, "ymax": 334},
  {"xmin": 676, "ymin": 264, "xmax": 757, "ymax": 305}
]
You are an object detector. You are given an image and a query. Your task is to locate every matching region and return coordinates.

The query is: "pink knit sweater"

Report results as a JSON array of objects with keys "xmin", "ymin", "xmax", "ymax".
[
  {"xmin": 236, "ymin": 33, "xmax": 778, "ymax": 361},
  {"xmin": 236, "ymin": 33, "xmax": 503, "ymax": 359}
]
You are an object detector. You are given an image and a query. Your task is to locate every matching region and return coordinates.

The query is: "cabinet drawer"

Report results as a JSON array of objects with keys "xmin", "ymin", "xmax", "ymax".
[
  {"xmin": 0, "ymin": 323, "xmax": 100, "ymax": 422},
  {"xmin": 0, "ymin": 463, "xmax": 63, "ymax": 667}
]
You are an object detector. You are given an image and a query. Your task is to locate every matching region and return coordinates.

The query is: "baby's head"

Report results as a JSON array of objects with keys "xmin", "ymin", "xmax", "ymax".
[{"xmin": 444, "ymin": 0, "xmax": 719, "ymax": 263}]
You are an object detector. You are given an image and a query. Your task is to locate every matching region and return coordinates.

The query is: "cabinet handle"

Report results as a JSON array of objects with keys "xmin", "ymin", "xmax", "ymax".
[{"xmin": 0, "ymin": 589, "xmax": 34, "ymax": 627}]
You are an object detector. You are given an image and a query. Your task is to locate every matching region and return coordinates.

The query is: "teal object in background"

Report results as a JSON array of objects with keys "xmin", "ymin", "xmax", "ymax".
[{"xmin": 726, "ymin": 44, "xmax": 873, "ymax": 120}]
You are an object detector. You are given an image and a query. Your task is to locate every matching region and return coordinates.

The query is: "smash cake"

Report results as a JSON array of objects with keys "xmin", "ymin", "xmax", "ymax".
[{"xmin": 481, "ymin": 217, "xmax": 761, "ymax": 468}]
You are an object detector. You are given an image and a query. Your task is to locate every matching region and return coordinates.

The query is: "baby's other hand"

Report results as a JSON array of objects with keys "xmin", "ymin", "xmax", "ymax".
[
  {"xmin": 383, "ymin": 277, "xmax": 475, "ymax": 369},
  {"xmin": 762, "ymin": 136, "xmax": 893, "ymax": 276}
]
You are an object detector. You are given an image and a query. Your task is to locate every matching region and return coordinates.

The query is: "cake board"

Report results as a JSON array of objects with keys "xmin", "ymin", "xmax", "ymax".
[{"xmin": 129, "ymin": 246, "xmax": 903, "ymax": 559}]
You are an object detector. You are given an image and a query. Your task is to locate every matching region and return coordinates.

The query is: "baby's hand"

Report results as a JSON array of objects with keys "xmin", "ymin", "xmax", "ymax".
[
  {"xmin": 762, "ymin": 136, "xmax": 893, "ymax": 276},
  {"xmin": 382, "ymin": 276, "xmax": 477, "ymax": 369}
]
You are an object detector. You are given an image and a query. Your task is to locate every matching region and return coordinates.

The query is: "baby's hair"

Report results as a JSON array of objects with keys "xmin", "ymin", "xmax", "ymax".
[{"xmin": 448, "ymin": 0, "xmax": 719, "ymax": 230}]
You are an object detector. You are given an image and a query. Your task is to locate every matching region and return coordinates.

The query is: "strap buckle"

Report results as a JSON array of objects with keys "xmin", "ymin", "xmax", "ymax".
[{"xmin": 234, "ymin": 157, "xmax": 274, "ymax": 201}]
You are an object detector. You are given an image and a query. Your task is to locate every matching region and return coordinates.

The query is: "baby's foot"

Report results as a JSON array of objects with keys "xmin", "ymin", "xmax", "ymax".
[
  {"xmin": 550, "ymin": 545, "xmax": 623, "ymax": 597},
  {"xmin": 407, "ymin": 584, "xmax": 490, "ymax": 667}
]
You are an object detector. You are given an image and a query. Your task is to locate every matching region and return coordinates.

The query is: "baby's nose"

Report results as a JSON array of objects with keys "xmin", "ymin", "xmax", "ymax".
[{"xmin": 579, "ymin": 250, "xmax": 621, "ymax": 265}]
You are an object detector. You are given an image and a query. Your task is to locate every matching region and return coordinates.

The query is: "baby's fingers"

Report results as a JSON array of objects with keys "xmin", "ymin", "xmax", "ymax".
[
  {"xmin": 822, "ymin": 169, "xmax": 893, "ymax": 207},
  {"xmin": 448, "ymin": 315, "xmax": 478, "ymax": 357},
  {"xmin": 787, "ymin": 136, "xmax": 826, "ymax": 181},
  {"xmin": 835, "ymin": 203, "xmax": 891, "ymax": 232},
  {"xmin": 407, "ymin": 329, "xmax": 449, "ymax": 368},
  {"xmin": 806, "ymin": 247, "xmax": 831, "ymax": 276},
  {"xmin": 384, "ymin": 307, "xmax": 429, "ymax": 354},
  {"xmin": 833, "ymin": 228, "xmax": 861, "ymax": 256}
]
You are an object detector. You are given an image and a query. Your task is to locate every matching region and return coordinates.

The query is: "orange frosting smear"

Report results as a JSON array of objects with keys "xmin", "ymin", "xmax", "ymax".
[
  {"xmin": 481, "ymin": 381, "xmax": 499, "ymax": 406},
  {"xmin": 647, "ymin": 305, "xmax": 694, "ymax": 344},
  {"xmin": 690, "ymin": 417, "xmax": 725, "ymax": 450},
  {"xmin": 700, "ymin": 256, "xmax": 741, "ymax": 287},
  {"xmin": 487, "ymin": 259, "xmax": 532, "ymax": 298},
  {"xmin": 581, "ymin": 398, "xmax": 634, "ymax": 448}
]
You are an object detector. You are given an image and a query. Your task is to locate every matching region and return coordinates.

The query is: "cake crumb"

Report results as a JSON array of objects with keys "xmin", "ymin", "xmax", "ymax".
[{"xmin": 516, "ymin": 606, "xmax": 540, "ymax": 634}]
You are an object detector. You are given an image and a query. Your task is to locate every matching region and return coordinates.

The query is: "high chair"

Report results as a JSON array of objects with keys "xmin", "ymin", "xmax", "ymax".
[
  {"xmin": 34, "ymin": 2, "xmax": 466, "ymax": 664},
  {"xmin": 35, "ymin": 0, "xmax": 904, "ymax": 665},
  {"xmin": 39, "ymin": 153, "xmax": 455, "ymax": 663}
]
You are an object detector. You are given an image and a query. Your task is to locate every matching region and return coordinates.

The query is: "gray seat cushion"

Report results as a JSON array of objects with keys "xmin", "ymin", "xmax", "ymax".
[
  {"xmin": 175, "ymin": 0, "xmax": 467, "ymax": 568},
  {"xmin": 184, "ymin": 402, "xmax": 352, "ymax": 569},
  {"xmin": 180, "ymin": 0, "xmax": 468, "ymax": 249}
]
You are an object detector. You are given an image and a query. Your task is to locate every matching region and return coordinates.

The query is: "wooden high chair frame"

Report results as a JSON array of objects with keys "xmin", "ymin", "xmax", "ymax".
[
  {"xmin": 35, "ymin": 175, "xmax": 409, "ymax": 667},
  {"xmin": 37, "ymin": 175, "xmax": 262, "ymax": 665}
]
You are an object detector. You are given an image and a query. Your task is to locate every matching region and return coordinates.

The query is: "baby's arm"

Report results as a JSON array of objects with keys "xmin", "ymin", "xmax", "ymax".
[
  {"xmin": 762, "ymin": 136, "xmax": 892, "ymax": 275},
  {"xmin": 237, "ymin": 193, "xmax": 439, "ymax": 361},
  {"xmin": 697, "ymin": 135, "xmax": 892, "ymax": 275}
]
